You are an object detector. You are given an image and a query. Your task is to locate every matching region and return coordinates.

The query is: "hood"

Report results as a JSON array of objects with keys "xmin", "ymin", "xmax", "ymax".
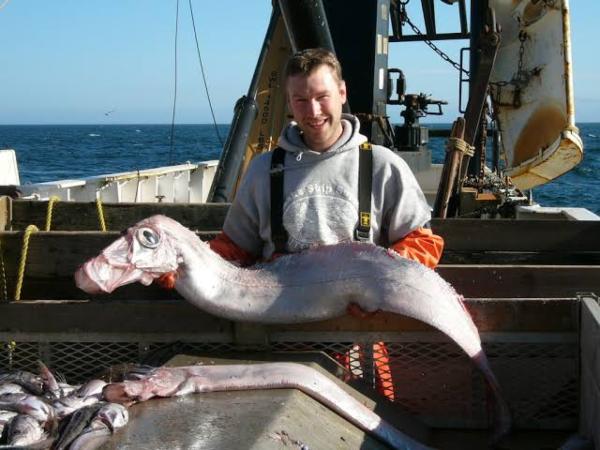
[{"xmin": 277, "ymin": 114, "xmax": 367, "ymax": 160}]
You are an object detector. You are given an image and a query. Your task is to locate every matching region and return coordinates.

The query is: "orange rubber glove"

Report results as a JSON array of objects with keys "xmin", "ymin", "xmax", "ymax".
[
  {"xmin": 389, "ymin": 227, "xmax": 444, "ymax": 269},
  {"xmin": 208, "ymin": 231, "xmax": 258, "ymax": 267}
]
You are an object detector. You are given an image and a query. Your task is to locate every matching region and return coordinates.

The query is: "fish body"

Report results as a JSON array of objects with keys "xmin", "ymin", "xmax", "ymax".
[
  {"xmin": 75, "ymin": 215, "xmax": 511, "ymax": 439},
  {"xmin": 53, "ymin": 402, "xmax": 127, "ymax": 450},
  {"xmin": 94, "ymin": 403, "xmax": 128, "ymax": 432},
  {"xmin": 67, "ymin": 423, "xmax": 111, "ymax": 450},
  {"xmin": 38, "ymin": 361, "xmax": 62, "ymax": 400},
  {"xmin": 52, "ymin": 379, "xmax": 106, "ymax": 419},
  {"xmin": 4, "ymin": 414, "xmax": 47, "ymax": 446},
  {"xmin": 53, "ymin": 394, "xmax": 102, "ymax": 420},
  {"xmin": 0, "ymin": 371, "xmax": 44, "ymax": 396},
  {"xmin": 57, "ymin": 382, "xmax": 80, "ymax": 397},
  {"xmin": 66, "ymin": 403, "xmax": 128, "ymax": 450},
  {"xmin": 69, "ymin": 419, "xmax": 112, "ymax": 450},
  {"xmin": 53, "ymin": 402, "xmax": 105, "ymax": 450},
  {"xmin": 0, "ymin": 383, "xmax": 26, "ymax": 396},
  {"xmin": 103, "ymin": 363, "xmax": 430, "ymax": 450},
  {"xmin": 0, "ymin": 410, "xmax": 18, "ymax": 435},
  {"xmin": 0, "ymin": 393, "xmax": 55, "ymax": 423}
]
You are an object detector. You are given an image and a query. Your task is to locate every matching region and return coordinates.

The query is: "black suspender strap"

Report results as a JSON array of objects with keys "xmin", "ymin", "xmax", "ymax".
[
  {"xmin": 270, "ymin": 147, "xmax": 288, "ymax": 253},
  {"xmin": 355, "ymin": 142, "xmax": 373, "ymax": 242}
]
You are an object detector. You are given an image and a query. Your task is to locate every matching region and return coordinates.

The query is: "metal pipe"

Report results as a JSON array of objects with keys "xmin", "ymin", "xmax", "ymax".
[
  {"xmin": 278, "ymin": 0, "xmax": 349, "ymax": 113},
  {"xmin": 278, "ymin": 0, "xmax": 336, "ymax": 53},
  {"xmin": 421, "ymin": 0, "xmax": 436, "ymax": 36},
  {"xmin": 433, "ymin": 118, "xmax": 465, "ymax": 218},
  {"xmin": 209, "ymin": 8, "xmax": 280, "ymax": 203},
  {"xmin": 562, "ymin": 0, "xmax": 576, "ymax": 128},
  {"xmin": 465, "ymin": 0, "xmax": 488, "ymax": 178}
]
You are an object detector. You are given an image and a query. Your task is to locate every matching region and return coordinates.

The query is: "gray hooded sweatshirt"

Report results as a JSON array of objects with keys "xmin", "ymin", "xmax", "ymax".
[{"xmin": 223, "ymin": 114, "xmax": 431, "ymax": 260}]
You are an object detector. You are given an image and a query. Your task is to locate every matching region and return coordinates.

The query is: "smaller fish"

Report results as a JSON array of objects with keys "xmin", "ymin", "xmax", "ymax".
[
  {"xmin": 0, "ymin": 371, "xmax": 44, "ymax": 396},
  {"xmin": 94, "ymin": 403, "xmax": 128, "ymax": 432},
  {"xmin": 74, "ymin": 380, "xmax": 107, "ymax": 399},
  {"xmin": 0, "ymin": 393, "xmax": 55, "ymax": 423},
  {"xmin": 0, "ymin": 409, "xmax": 18, "ymax": 435},
  {"xmin": 4, "ymin": 414, "xmax": 47, "ymax": 446},
  {"xmin": 58, "ymin": 382, "xmax": 80, "ymax": 397},
  {"xmin": 67, "ymin": 403, "xmax": 128, "ymax": 450},
  {"xmin": 67, "ymin": 421, "xmax": 111, "ymax": 450},
  {"xmin": 53, "ymin": 396, "xmax": 101, "ymax": 420},
  {"xmin": 38, "ymin": 361, "xmax": 62, "ymax": 400},
  {"xmin": 52, "ymin": 379, "xmax": 107, "ymax": 418},
  {"xmin": 0, "ymin": 382, "xmax": 26, "ymax": 395},
  {"xmin": 53, "ymin": 403, "xmax": 105, "ymax": 450}
]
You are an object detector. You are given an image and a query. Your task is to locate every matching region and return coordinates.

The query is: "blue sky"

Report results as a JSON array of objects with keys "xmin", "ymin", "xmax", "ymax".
[{"xmin": 0, "ymin": 1, "xmax": 597, "ymax": 125}]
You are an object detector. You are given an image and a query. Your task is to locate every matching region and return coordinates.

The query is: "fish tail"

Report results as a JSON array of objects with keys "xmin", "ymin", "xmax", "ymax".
[{"xmin": 473, "ymin": 352, "xmax": 512, "ymax": 443}]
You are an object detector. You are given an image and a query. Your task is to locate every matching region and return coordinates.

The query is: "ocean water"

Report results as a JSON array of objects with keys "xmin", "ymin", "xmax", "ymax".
[{"xmin": 1, "ymin": 123, "xmax": 599, "ymax": 214}]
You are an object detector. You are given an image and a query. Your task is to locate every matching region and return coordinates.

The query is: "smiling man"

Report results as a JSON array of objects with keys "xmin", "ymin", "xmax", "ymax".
[
  {"xmin": 286, "ymin": 62, "xmax": 346, "ymax": 151},
  {"xmin": 210, "ymin": 48, "xmax": 443, "ymax": 268}
]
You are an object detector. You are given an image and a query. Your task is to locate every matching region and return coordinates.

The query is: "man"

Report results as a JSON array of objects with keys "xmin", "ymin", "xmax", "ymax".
[{"xmin": 210, "ymin": 48, "xmax": 443, "ymax": 268}]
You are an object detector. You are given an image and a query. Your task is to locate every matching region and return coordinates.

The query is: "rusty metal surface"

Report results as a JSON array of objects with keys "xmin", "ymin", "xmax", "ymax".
[{"xmin": 489, "ymin": 0, "xmax": 583, "ymax": 189}]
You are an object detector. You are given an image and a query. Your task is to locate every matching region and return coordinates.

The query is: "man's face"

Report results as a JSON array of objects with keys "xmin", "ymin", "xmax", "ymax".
[{"xmin": 286, "ymin": 65, "xmax": 347, "ymax": 152}]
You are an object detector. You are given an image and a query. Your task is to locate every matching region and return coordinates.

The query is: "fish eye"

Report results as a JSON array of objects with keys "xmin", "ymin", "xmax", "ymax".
[{"xmin": 136, "ymin": 227, "xmax": 160, "ymax": 249}]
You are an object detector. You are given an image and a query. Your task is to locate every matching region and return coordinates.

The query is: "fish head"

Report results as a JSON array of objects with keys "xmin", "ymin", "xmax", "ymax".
[
  {"xmin": 98, "ymin": 403, "xmax": 129, "ymax": 431},
  {"xmin": 75, "ymin": 215, "xmax": 183, "ymax": 294}
]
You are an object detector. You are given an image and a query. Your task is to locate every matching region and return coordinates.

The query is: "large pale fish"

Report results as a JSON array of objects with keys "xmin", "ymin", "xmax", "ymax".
[
  {"xmin": 75, "ymin": 215, "xmax": 511, "ymax": 440},
  {"xmin": 103, "ymin": 363, "xmax": 430, "ymax": 450}
]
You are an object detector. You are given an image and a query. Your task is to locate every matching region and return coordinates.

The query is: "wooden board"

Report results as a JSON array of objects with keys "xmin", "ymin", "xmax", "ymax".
[
  {"xmin": 7, "ymin": 200, "xmax": 600, "ymax": 265},
  {"xmin": 0, "ymin": 298, "xmax": 578, "ymax": 337},
  {"xmin": 9, "ymin": 200, "xmax": 229, "ymax": 232},
  {"xmin": 0, "ymin": 231, "xmax": 598, "ymax": 301},
  {"xmin": 432, "ymin": 219, "xmax": 600, "ymax": 253}
]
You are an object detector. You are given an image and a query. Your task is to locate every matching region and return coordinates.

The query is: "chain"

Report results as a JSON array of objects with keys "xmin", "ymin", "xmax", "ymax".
[
  {"xmin": 514, "ymin": 31, "xmax": 529, "ymax": 86},
  {"xmin": 489, "ymin": 30, "xmax": 530, "ymax": 107},
  {"xmin": 398, "ymin": 2, "xmax": 469, "ymax": 75},
  {"xmin": 490, "ymin": 30, "xmax": 529, "ymax": 90}
]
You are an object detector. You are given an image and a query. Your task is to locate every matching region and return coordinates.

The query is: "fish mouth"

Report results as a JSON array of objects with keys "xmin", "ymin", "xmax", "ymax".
[{"xmin": 74, "ymin": 254, "xmax": 151, "ymax": 294}]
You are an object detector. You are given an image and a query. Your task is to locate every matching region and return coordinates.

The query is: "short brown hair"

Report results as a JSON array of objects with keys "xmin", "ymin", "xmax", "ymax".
[{"xmin": 284, "ymin": 48, "xmax": 343, "ymax": 83}]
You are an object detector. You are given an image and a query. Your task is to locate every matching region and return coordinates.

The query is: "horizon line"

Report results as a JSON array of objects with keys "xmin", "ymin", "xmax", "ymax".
[{"xmin": 2, "ymin": 121, "xmax": 599, "ymax": 126}]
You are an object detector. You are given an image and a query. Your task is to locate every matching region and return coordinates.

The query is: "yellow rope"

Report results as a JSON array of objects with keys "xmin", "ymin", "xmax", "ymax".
[
  {"xmin": 14, "ymin": 225, "xmax": 39, "ymax": 302},
  {"xmin": 45, "ymin": 195, "xmax": 61, "ymax": 231},
  {"xmin": 446, "ymin": 137, "xmax": 475, "ymax": 157},
  {"xmin": 0, "ymin": 238, "xmax": 7, "ymax": 302},
  {"xmin": 96, "ymin": 196, "xmax": 107, "ymax": 232}
]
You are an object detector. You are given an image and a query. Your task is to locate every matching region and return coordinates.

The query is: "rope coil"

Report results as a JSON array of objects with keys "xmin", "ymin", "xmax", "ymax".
[
  {"xmin": 446, "ymin": 137, "xmax": 475, "ymax": 157},
  {"xmin": 14, "ymin": 225, "xmax": 39, "ymax": 302}
]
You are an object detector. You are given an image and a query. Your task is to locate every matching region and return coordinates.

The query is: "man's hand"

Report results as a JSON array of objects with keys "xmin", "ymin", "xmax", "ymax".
[
  {"xmin": 346, "ymin": 302, "xmax": 380, "ymax": 319},
  {"xmin": 155, "ymin": 271, "xmax": 177, "ymax": 290},
  {"xmin": 389, "ymin": 226, "xmax": 444, "ymax": 269}
]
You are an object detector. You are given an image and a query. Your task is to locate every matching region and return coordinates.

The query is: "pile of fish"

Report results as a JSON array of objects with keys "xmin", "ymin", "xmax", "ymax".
[{"xmin": 0, "ymin": 362, "xmax": 127, "ymax": 449}]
